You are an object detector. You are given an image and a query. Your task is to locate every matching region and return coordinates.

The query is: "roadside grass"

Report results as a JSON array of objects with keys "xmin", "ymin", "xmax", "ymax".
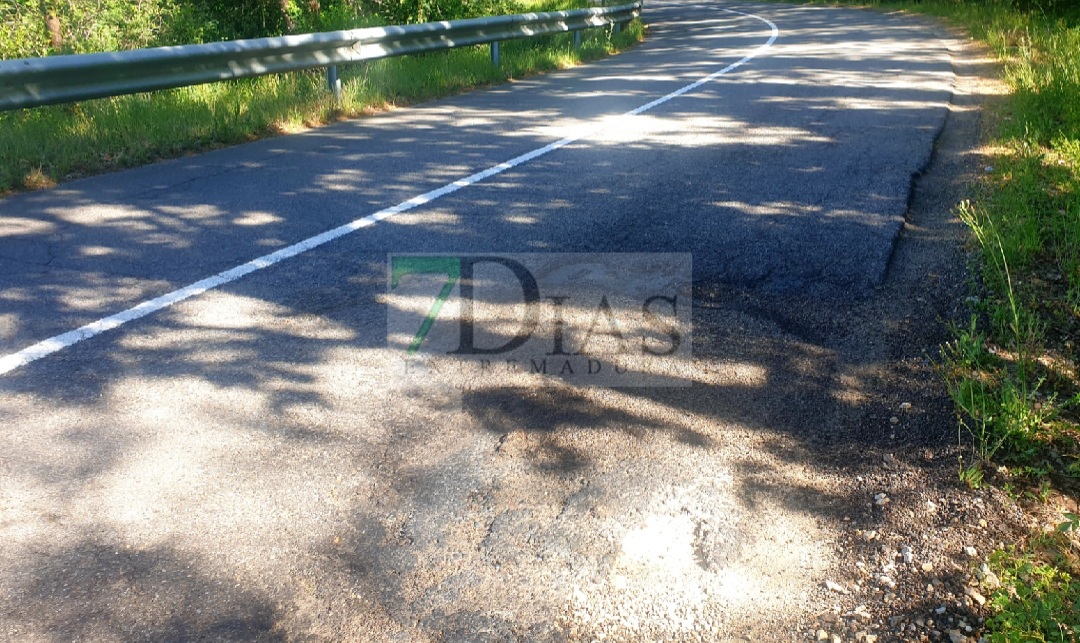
[
  {"xmin": 0, "ymin": 3, "xmax": 643, "ymax": 194},
  {"xmin": 775, "ymin": 0, "xmax": 1080, "ymax": 637},
  {"xmin": 984, "ymin": 529, "xmax": 1080, "ymax": 643},
  {"xmin": 930, "ymin": 6, "xmax": 1080, "ymax": 487}
]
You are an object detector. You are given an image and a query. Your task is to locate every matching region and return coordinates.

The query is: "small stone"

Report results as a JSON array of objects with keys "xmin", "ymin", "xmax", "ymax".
[
  {"xmin": 879, "ymin": 575, "xmax": 896, "ymax": 589},
  {"xmin": 901, "ymin": 546, "xmax": 913, "ymax": 563},
  {"xmin": 922, "ymin": 562, "xmax": 934, "ymax": 572},
  {"xmin": 816, "ymin": 630, "xmax": 829, "ymax": 641},
  {"xmin": 826, "ymin": 580, "xmax": 847, "ymax": 594},
  {"xmin": 874, "ymin": 494, "xmax": 890, "ymax": 507},
  {"xmin": 862, "ymin": 530, "xmax": 878, "ymax": 542},
  {"xmin": 936, "ymin": 605, "xmax": 947, "ymax": 615},
  {"xmin": 832, "ymin": 635, "xmax": 842, "ymax": 643},
  {"xmin": 948, "ymin": 629, "xmax": 966, "ymax": 643},
  {"xmin": 927, "ymin": 500, "xmax": 937, "ymax": 512},
  {"xmin": 900, "ymin": 402, "xmax": 912, "ymax": 411},
  {"xmin": 965, "ymin": 586, "xmax": 987, "ymax": 606},
  {"xmin": 964, "ymin": 546, "xmax": 978, "ymax": 558},
  {"xmin": 865, "ymin": 636, "xmax": 877, "ymax": 643},
  {"xmin": 978, "ymin": 519, "xmax": 988, "ymax": 528},
  {"xmin": 890, "ymin": 416, "xmax": 900, "ymax": 425}
]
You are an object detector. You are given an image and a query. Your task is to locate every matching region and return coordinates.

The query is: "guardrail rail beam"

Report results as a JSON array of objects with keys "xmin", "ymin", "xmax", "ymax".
[{"xmin": 0, "ymin": 2, "xmax": 641, "ymax": 111}]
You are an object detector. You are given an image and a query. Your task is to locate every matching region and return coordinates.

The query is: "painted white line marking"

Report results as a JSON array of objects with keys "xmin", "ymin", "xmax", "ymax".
[{"xmin": 0, "ymin": 8, "xmax": 778, "ymax": 376}]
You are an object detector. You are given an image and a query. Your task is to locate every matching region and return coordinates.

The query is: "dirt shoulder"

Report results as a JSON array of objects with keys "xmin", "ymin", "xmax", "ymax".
[{"xmin": 776, "ymin": 23, "xmax": 1036, "ymax": 643}]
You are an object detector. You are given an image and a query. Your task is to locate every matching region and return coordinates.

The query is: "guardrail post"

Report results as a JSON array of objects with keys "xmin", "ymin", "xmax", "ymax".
[
  {"xmin": 573, "ymin": 30, "xmax": 582, "ymax": 51},
  {"xmin": 326, "ymin": 65, "xmax": 342, "ymax": 103},
  {"xmin": 0, "ymin": 1, "xmax": 643, "ymax": 111}
]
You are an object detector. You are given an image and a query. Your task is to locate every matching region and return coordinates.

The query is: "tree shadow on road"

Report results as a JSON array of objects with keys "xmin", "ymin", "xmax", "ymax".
[{"xmin": 0, "ymin": 2, "xmax": 1012, "ymax": 639}]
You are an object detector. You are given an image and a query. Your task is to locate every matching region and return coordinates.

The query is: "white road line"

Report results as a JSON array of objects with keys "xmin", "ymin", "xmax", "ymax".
[{"xmin": 0, "ymin": 7, "xmax": 779, "ymax": 377}]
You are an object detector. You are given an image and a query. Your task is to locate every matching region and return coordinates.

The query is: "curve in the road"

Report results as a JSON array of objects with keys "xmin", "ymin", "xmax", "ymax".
[{"xmin": 0, "ymin": 6, "xmax": 778, "ymax": 377}]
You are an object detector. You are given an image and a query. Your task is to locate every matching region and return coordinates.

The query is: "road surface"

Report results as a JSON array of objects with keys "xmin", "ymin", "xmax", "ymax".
[{"xmin": 0, "ymin": 1, "xmax": 965, "ymax": 640}]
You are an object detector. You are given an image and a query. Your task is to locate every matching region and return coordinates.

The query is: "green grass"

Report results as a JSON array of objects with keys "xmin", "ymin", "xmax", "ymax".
[
  {"xmin": 0, "ymin": 3, "xmax": 643, "ymax": 193},
  {"xmin": 984, "ymin": 531, "xmax": 1080, "ymax": 643},
  {"xmin": 934, "ymin": 5, "xmax": 1080, "ymax": 485}
]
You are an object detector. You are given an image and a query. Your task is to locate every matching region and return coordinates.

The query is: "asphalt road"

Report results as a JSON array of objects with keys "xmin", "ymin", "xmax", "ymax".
[{"xmin": 0, "ymin": 1, "xmax": 959, "ymax": 640}]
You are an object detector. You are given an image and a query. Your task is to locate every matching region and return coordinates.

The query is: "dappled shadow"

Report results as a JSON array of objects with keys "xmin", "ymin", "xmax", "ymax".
[
  {"xmin": 0, "ymin": 0, "xmax": 953, "ymax": 362},
  {"xmin": 0, "ymin": 0, "xmax": 996, "ymax": 639}
]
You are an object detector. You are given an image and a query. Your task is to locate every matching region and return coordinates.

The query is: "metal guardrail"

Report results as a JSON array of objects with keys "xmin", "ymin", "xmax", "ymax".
[{"xmin": 0, "ymin": 2, "xmax": 641, "ymax": 112}]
